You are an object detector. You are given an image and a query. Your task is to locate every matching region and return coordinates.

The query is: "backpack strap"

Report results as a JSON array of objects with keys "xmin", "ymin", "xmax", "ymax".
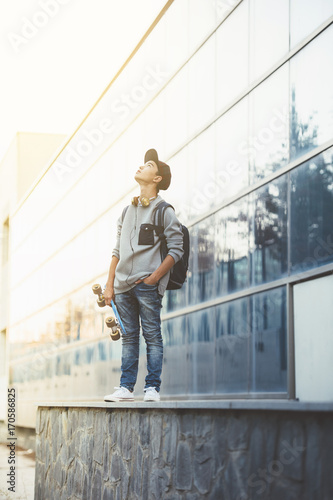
[
  {"xmin": 153, "ymin": 202, "xmax": 175, "ymax": 262},
  {"xmin": 153, "ymin": 201, "xmax": 174, "ymax": 237}
]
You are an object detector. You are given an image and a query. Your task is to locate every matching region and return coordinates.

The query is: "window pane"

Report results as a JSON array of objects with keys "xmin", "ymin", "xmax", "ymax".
[
  {"xmin": 162, "ymin": 316, "xmax": 188, "ymax": 395},
  {"xmin": 214, "ymin": 0, "xmax": 243, "ymax": 24},
  {"xmin": 165, "ymin": 0, "xmax": 189, "ymax": 70},
  {"xmin": 249, "ymin": 176, "xmax": 288, "ymax": 285},
  {"xmin": 143, "ymin": 96, "xmax": 166, "ymax": 156},
  {"xmin": 164, "ymin": 69, "xmax": 188, "ymax": 154},
  {"xmin": 290, "ymin": 25, "xmax": 333, "ymax": 161},
  {"xmin": 188, "ymin": 0, "xmax": 217, "ymax": 54},
  {"xmin": 188, "ymin": 35, "xmax": 216, "ymax": 137},
  {"xmin": 188, "ymin": 216, "xmax": 216, "ymax": 306},
  {"xmin": 216, "ymin": 97, "xmax": 249, "ymax": 200},
  {"xmin": 187, "ymin": 125, "xmax": 216, "ymax": 219},
  {"xmin": 250, "ymin": 287, "xmax": 287, "ymax": 392},
  {"xmin": 290, "ymin": 0, "xmax": 333, "ymax": 48},
  {"xmin": 249, "ymin": 0, "xmax": 289, "ymax": 82},
  {"xmin": 215, "ymin": 198, "xmax": 249, "ymax": 297},
  {"xmin": 188, "ymin": 309, "xmax": 216, "ymax": 394},
  {"xmin": 216, "ymin": 0, "xmax": 249, "ymax": 112},
  {"xmin": 215, "ymin": 296, "xmax": 250, "ymax": 393},
  {"xmin": 167, "ymin": 147, "xmax": 191, "ymax": 225},
  {"xmin": 290, "ymin": 147, "xmax": 333, "ymax": 273},
  {"xmin": 249, "ymin": 64, "xmax": 289, "ymax": 183}
]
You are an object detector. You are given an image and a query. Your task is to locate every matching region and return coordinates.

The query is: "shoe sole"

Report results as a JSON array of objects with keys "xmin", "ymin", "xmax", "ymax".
[
  {"xmin": 104, "ymin": 397, "xmax": 134, "ymax": 402},
  {"xmin": 144, "ymin": 397, "xmax": 160, "ymax": 402}
]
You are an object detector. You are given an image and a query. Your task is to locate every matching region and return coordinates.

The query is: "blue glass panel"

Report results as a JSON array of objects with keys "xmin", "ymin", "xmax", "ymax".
[
  {"xmin": 215, "ymin": 296, "xmax": 251, "ymax": 393},
  {"xmin": 86, "ymin": 346, "xmax": 95, "ymax": 364},
  {"xmin": 187, "ymin": 309, "xmax": 215, "ymax": 395},
  {"xmin": 290, "ymin": 26, "xmax": 333, "ymax": 161},
  {"xmin": 215, "ymin": 197, "xmax": 249, "ymax": 297},
  {"xmin": 216, "ymin": 97, "xmax": 249, "ymax": 200},
  {"xmin": 74, "ymin": 349, "xmax": 81, "ymax": 366},
  {"xmin": 188, "ymin": 216, "xmax": 216, "ymax": 306},
  {"xmin": 163, "ymin": 283, "xmax": 188, "ymax": 314},
  {"xmin": 56, "ymin": 355, "xmax": 61, "ymax": 376},
  {"xmin": 249, "ymin": 176, "xmax": 288, "ymax": 285},
  {"xmin": 98, "ymin": 341, "xmax": 107, "ymax": 362},
  {"xmin": 249, "ymin": 64, "xmax": 289, "ymax": 183},
  {"xmin": 250, "ymin": 287, "xmax": 287, "ymax": 392},
  {"xmin": 290, "ymin": 147, "xmax": 333, "ymax": 273},
  {"xmin": 64, "ymin": 353, "xmax": 71, "ymax": 375},
  {"xmin": 215, "ymin": 287, "xmax": 287, "ymax": 394},
  {"xmin": 162, "ymin": 316, "xmax": 187, "ymax": 395},
  {"xmin": 187, "ymin": 125, "xmax": 216, "ymax": 218}
]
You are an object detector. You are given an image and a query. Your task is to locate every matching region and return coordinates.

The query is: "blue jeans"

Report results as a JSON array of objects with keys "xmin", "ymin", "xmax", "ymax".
[{"xmin": 114, "ymin": 282, "xmax": 163, "ymax": 392}]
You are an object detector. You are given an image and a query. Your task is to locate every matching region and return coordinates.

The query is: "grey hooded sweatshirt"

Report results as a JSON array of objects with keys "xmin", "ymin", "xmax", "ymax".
[{"xmin": 112, "ymin": 195, "xmax": 184, "ymax": 296}]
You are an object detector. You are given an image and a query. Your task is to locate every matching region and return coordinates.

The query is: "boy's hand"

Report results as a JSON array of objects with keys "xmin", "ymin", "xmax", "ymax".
[
  {"xmin": 103, "ymin": 285, "xmax": 115, "ymax": 306},
  {"xmin": 135, "ymin": 274, "xmax": 158, "ymax": 285}
]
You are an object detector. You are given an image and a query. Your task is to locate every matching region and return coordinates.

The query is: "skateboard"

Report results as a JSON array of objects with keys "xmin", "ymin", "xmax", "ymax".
[{"xmin": 92, "ymin": 284, "xmax": 127, "ymax": 341}]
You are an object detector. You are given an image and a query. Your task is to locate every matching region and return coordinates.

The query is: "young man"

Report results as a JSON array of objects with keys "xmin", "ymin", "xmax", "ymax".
[{"xmin": 103, "ymin": 149, "xmax": 184, "ymax": 402}]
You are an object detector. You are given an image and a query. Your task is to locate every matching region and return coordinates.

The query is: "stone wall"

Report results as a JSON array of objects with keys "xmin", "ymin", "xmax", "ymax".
[{"xmin": 34, "ymin": 404, "xmax": 333, "ymax": 500}]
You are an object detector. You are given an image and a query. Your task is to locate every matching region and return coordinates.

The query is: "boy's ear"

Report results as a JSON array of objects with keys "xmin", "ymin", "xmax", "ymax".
[{"xmin": 153, "ymin": 175, "xmax": 163, "ymax": 185}]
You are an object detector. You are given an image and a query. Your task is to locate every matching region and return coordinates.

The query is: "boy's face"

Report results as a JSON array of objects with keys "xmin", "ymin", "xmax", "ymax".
[{"xmin": 135, "ymin": 160, "xmax": 161, "ymax": 185}]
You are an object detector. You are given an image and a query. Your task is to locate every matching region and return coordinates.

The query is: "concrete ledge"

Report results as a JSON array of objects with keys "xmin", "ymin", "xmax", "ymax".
[
  {"xmin": 35, "ymin": 399, "xmax": 333, "ymax": 412},
  {"xmin": 34, "ymin": 402, "xmax": 333, "ymax": 499}
]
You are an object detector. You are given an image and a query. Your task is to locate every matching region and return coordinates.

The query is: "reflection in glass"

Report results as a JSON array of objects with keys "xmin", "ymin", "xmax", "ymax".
[
  {"xmin": 249, "ymin": 176, "xmax": 288, "ymax": 285},
  {"xmin": 290, "ymin": 147, "xmax": 333, "ymax": 273},
  {"xmin": 188, "ymin": 216, "xmax": 216, "ymax": 306},
  {"xmin": 163, "ymin": 284, "xmax": 188, "ymax": 315},
  {"xmin": 216, "ymin": 0, "xmax": 249, "ymax": 112},
  {"xmin": 216, "ymin": 97, "xmax": 249, "ymax": 200},
  {"xmin": 250, "ymin": 287, "xmax": 287, "ymax": 392},
  {"xmin": 249, "ymin": 64, "xmax": 289, "ymax": 182},
  {"xmin": 290, "ymin": 0, "xmax": 333, "ymax": 48},
  {"xmin": 249, "ymin": 0, "xmax": 289, "ymax": 82},
  {"xmin": 215, "ymin": 296, "xmax": 250, "ymax": 393},
  {"xmin": 215, "ymin": 287, "xmax": 287, "ymax": 394},
  {"xmin": 290, "ymin": 25, "xmax": 333, "ymax": 161},
  {"xmin": 188, "ymin": 309, "xmax": 215, "ymax": 394},
  {"xmin": 186, "ymin": 125, "xmax": 216, "ymax": 220},
  {"xmin": 162, "ymin": 316, "xmax": 187, "ymax": 395},
  {"xmin": 215, "ymin": 198, "xmax": 249, "ymax": 297}
]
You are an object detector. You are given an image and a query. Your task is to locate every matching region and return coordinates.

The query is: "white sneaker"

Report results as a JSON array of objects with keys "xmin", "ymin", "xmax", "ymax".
[
  {"xmin": 144, "ymin": 387, "xmax": 160, "ymax": 402},
  {"xmin": 104, "ymin": 387, "xmax": 134, "ymax": 402}
]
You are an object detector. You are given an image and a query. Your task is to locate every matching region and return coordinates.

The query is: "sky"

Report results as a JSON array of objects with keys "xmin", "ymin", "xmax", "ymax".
[{"xmin": 0, "ymin": 0, "xmax": 166, "ymax": 162}]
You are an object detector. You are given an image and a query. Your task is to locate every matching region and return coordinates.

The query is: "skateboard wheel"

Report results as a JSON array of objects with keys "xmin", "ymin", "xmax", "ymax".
[
  {"xmin": 105, "ymin": 317, "xmax": 116, "ymax": 328},
  {"xmin": 92, "ymin": 284, "xmax": 102, "ymax": 295},
  {"xmin": 97, "ymin": 297, "xmax": 105, "ymax": 307},
  {"xmin": 110, "ymin": 329, "xmax": 120, "ymax": 341}
]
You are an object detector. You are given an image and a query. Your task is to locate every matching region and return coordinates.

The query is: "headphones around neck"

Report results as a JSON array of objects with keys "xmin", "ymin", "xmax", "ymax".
[{"xmin": 131, "ymin": 196, "xmax": 157, "ymax": 207}]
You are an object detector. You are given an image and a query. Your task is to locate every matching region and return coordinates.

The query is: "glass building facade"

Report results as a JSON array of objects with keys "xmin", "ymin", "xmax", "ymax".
[{"xmin": 5, "ymin": 0, "xmax": 333, "ymax": 426}]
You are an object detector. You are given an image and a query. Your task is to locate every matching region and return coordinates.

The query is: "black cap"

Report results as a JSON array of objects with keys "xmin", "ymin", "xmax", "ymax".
[{"xmin": 144, "ymin": 148, "xmax": 171, "ymax": 190}]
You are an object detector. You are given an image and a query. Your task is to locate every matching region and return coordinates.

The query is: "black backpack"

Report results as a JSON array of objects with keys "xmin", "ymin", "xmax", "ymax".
[
  {"xmin": 121, "ymin": 201, "xmax": 190, "ymax": 290},
  {"xmin": 153, "ymin": 201, "xmax": 189, "ymax": 290}
]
